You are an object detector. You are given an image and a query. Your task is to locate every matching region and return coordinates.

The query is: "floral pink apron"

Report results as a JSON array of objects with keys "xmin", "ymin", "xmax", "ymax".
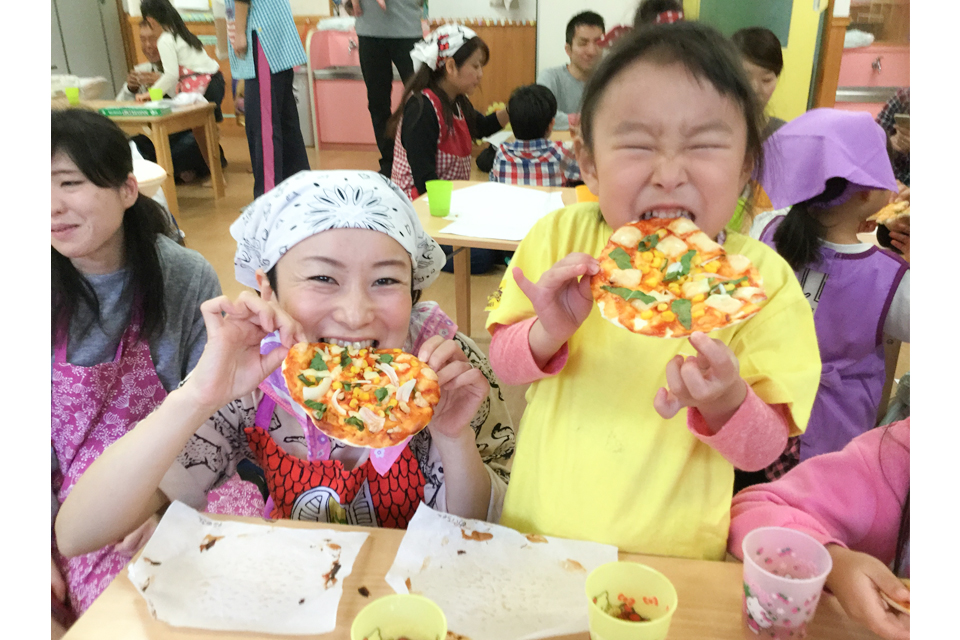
[{"xmin": 51, "ymin": 315, "xmax": 263, "ymax": 614}]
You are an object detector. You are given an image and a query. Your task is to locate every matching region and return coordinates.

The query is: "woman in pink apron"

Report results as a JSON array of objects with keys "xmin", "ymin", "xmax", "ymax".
[
  {"xmin": 55, "ymin": 170, "xmax": 516, "ymax": 569},
  {"xmin": 389, "ymin": 24, "xmax": 509, "ymax": 199},
  {"xmin": 51, "ymin": 110, "xmax": 263, "ymax": 625}
]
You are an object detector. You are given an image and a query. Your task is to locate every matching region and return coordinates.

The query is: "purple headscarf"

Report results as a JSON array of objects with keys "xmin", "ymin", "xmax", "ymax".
[{"xmin": 758, "ymin": 108, "xmax": 898, "ymax": 210}]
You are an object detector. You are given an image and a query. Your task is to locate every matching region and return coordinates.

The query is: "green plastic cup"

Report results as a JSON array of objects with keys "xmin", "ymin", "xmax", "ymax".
[
  {"xmin": 585, "ymin": 561, "xmax": 678, "ymax": 640},
  {"xmin": 148, "ymin": 87, "xmax": 164, "ymax": 102},
  {"xmin": 350, "ymin": 594, "xmax": 447, "ymax": 640},
  {"xmin": 64, "ymin": 87, "xmax": 80, "ymax": 106},
  {"xmin": 425, "ymin": 180, "xmax": 453, "ymax": 218}
]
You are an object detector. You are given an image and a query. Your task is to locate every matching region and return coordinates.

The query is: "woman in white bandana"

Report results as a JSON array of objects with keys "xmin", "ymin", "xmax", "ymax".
[
  {"xmin": 56, "ymin": 170, "xmax": 517, "ymax": 557},
  {"xmin": 386, "ymin": 24, "xmax": 510, "ymax": 200}
]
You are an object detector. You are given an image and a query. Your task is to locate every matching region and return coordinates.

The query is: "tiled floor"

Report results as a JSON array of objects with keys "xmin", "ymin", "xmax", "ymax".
[{"xmin": 174, "ymin": 128, "xmax": 906, "ymax": 423}]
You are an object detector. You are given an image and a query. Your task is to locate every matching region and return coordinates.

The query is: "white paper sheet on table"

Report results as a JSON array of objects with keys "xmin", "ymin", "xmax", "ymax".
[
  {"xmin": 482, "ymin": 129, "xmax": 513, "ymax": 146},
  {"xmin": 127, "ymin": 501, "xmax": 369, "ymax": 635},
  {"xmin": 385, "ymin": 504, "xmax": 618, "ymax": 640},
  {"xmin": 433, "ymin": 182, "xmax": 567, "ymax": 241}
]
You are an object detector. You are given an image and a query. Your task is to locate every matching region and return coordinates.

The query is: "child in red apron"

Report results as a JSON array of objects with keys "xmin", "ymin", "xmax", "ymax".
[
  {"xmin": 389, "ymin": 24, "xmax": 509, "ymax": 199},
  {"xmin": 51, "ymin": 110, "xmax": 263, "ymax": 622},
  {"xmin": 55, "ymin": 170, "xmax": 516, "ymax": 561}
]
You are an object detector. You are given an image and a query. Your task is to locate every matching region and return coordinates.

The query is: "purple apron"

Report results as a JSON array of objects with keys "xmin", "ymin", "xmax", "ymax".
[
  {"xmin": 760, "ymin": 217, "xmax": 908, "ymax": 460},
  {"xmin": 52, "ymin": 315, "xmax": 263, "ymax": 614}
]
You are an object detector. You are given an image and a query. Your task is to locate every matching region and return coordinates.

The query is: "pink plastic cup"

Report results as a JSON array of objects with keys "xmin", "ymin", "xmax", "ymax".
[{"xmin": 741, "ymin": 527, "xmax": 833, "ymax": 639}]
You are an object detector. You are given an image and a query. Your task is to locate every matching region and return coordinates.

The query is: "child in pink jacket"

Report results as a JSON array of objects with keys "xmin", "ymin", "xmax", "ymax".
[{"xmin": 729, "ymin": 419, "xmax": 910, "ymax": 640}]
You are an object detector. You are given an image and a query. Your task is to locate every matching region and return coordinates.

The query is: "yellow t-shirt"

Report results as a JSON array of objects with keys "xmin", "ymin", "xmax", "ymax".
[{"xmin": 485, "ymin": 203, "xmax": 820, "ymax": 559}]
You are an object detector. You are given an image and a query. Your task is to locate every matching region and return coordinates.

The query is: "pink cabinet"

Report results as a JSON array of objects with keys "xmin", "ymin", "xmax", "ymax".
[
  {"xmin": 307, "ymin": 26, "xmax": 406, "ymax": 146},
  {"xmin": 837, "ymin": 45, "xmax": 910, "ymax": 88}
]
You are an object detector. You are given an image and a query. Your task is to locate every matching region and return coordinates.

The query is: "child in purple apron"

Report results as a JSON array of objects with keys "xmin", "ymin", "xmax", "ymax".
[
  {"xmin": 750, "ymin": 108, "xmax": 910, "ymax": 479},
  {"xmin": 50, "ymin": 110, "xmax": 263, "ymax": 622},
  {"xmin": 55, "ymin": 170, "xmax": 516, "ymax": 561}
]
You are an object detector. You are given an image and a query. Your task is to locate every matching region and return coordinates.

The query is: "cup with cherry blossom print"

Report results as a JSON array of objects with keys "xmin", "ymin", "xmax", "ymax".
[{"xmin": 741, "ymin": 527, "xmax": 833, "ymax": 639}]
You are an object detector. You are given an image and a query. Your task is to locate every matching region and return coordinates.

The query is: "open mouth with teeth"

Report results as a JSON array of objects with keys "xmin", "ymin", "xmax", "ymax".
[
  {"xmin": 639, "ymin": 209, "xmax": 695, "ymax": 223},
  {"xmin": 322, "ymin": 338, "xmax": 380, "ymax": 350}
]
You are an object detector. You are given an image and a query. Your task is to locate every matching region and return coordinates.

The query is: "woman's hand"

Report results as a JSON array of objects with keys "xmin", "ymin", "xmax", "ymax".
[
  {"xmin": 826, "ymin": 545, "xmax": 910, "ymax": 640},
  {"xmin": 890, "ymin": 126, "xmax": 910, "ymax": 155},
  {"xmin": 181, "ymin": 292, "xmax": 309, "ymax": 413},
  {"xmin": 895, "ymin": 182, "xmax": 910, "ymax": 204},
  {"xmin": 51, "ymin": 556, "xmax": 67, "ymax": 603},
  {"xmin": 232, "ymin": 31, "xmax": 248, "ymax": 59},
  {"xmin": 135, "ymin": 92, "xmax": 151, "ymax": 103},
  {"xmin": 418, "ymin": 335, "xmax": 488, "ymax": 441},
  {"xmin": 113, "ymin": 513, "xmax": 161, "ymax": 557},
  {"xmin": 654, "ymin": 331, "xmax": 747, "ymax": 431},
  {"xmin": 886, "ymin": 218, "xmax": 910, "ymax": 261}
]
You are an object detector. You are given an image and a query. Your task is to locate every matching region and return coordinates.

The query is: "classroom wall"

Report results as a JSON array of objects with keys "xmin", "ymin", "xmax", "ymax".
[
  {"xmin": 765, "ymin": 1, "xmax": 826, "ymax": 120},
  {"xmin": 430, "ymin": 0, "xmax": 535, "ymax": 21},
  {"xmin": 125, "ymin": 0, "xmax": 332, "ymax": 17}
]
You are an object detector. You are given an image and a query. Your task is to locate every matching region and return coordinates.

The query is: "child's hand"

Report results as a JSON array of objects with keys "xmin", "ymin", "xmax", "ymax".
[
  {"xmin": 113, "ymin": 513, "xmax": 160, "ymax": 557},
  {"xmin": 514, "ymin": 253, "xmax": 598, "ymax": 346},
  {"xmin": 886, "ymin": 218, "xmax": 910, "ymax": 261},
  {"xmin": 654, "ymin": 331, "xmax": 747, "ymax": 430},
  {"xmin": 826, "ymin": 545, "xmax": 910, "ymax": 640},
  {"xmin": 895, "ymin": 182, "xmax": 910, "ymax": 204},
  {"xmin": 418, "ymin": 335, "xmax": 489, "ymax": 442},
  {"xmin": 183, "ymin": 292, "xmax": 309, "ymax": 413}
]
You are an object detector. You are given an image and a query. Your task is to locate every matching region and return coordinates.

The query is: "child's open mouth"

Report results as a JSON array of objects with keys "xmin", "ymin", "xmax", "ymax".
[
  {"xmin": 321, "ymin": 338, "xmax": 380, "ymax": 350},
  {"xmin": 639, "ymin": 209, "xmax": 695, "ymax": 222}
]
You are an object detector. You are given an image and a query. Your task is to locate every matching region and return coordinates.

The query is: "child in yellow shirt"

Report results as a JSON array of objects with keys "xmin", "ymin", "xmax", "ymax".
[{"xmin": 486, "ymin": 22, "xmax": 821, "ymax": 560}]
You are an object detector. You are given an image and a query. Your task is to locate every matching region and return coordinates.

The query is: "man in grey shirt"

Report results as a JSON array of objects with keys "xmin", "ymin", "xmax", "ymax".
[
  {"xmin": 536, "ymin": 11, "xmax": 605, "ymax": 131},
  {"xmin": 347, "ymin": 0, "xmax": 424, "ymax": 176}
]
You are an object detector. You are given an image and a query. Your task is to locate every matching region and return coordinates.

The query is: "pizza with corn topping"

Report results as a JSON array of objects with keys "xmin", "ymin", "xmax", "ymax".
[
  {"xmin": 282, "ymin": 342, "xmax": 440, "ymax": 448},
  {"xmin": 590, "ymin": 217, "xmax": 768, "ymax": 338}
]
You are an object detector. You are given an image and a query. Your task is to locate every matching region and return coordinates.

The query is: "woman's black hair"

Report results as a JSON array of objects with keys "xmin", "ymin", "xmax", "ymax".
[
  {"xmin": 266, "ymin": 266, "xmax": 423, "ymax": 305},
  {"xmin": 634, "ymin": 0, "xmax": 684, "ymax": 26},
  {"xmin": 877, "ymin": 423, "xmax": 910, "ymax": 577},
  {"xmin": 52, "ymin": 109, "xmax": 177, "ymax": 345},
  {"xmin": 580, "ymin": 21, "xmax": 765, "ymax": 188},
  {"xmin": 140, "ymin": 0, "xmax": 205, "ymax": 52},
  {"xmin": 385, "ymin": 36, "xmax": 490, "ymax": 142},
  {"xmin": 731, "ymin": 27, "xmax": 784, "ymax": 76},
  {"xmin": 772, "ymin": 177, "xmax": 849, "ymax": 271}
]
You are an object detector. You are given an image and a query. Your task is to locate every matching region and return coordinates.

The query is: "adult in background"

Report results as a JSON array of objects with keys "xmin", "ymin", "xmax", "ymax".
[
  {"xmin": 634, "ymin": 0, "xmax": 685, "ymax": 26},
  {"xmin": 877, "ymin": 87, "xmax": 910, "ymax": 187},
  {"xmin": 345, "ymin": 0, "xmax": 425, "ymax": 177},
  {"xmin": 732, "ymin": 27, "xmax": 786, "ymax": 140},
  {"xmin": 536, "ymin": 11, "xmax": 604, "ymax": 132},
  {"xmin": 222, "ymin": 0, "xmax": 310, "ymax": 197}
]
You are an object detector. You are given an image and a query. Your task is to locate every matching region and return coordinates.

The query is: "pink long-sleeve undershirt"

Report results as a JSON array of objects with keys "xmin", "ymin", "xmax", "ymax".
[{"xmin": 489, "ymin": 317, "xmax": 791, "ymax": 471}]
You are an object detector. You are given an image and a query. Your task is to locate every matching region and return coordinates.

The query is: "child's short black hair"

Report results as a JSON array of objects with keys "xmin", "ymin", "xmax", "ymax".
[
  {"xmin": 508, "ymin": 85, "xmax": 557, "ymax": 141},
  {"xmin": 731, "ymin": 27, "xmax": 784, "ymax": 76},
  {"xmin": 580, "ymin": 21, "xmax": 764, "ymax": 177},
  {"xmin": 566, "ymin": 11, "xmax": 606, "ymax": 45}
]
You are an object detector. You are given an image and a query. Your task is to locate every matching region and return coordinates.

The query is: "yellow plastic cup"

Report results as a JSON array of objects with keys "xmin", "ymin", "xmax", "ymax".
[
  {"xmin": 585, "ymin": 561, "xmax": 678, "ymax": 640},
  {"xmin": 64, "ymin": 87, "xmax": 80, "ymax": 106},
  {"xmin": 148, "ymin": 87, "xmax": 164, "ymax": 101},
  {"xmin": 350, "ymin": 594, "xmax": 447, "ymax": 640},
  {"xmin": 425, "ymin": 180, "xmax": 453, "ymax": 217},
  {"xmin": 576, "ymin": 184, "xmax": 599, "ymax": 203}
]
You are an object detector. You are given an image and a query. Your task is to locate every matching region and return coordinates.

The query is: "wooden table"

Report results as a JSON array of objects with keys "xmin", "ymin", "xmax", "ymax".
[
  {"xmin": 412, "ymin": 181, "xmax": 576, "ymax": 336},
  {"xmin": 64, "ymin": 513, "xmax": 881, "ymax": 640},
  {"xmin": 53, "ymin": 100, "xmax": 225, "ymax": 219}
]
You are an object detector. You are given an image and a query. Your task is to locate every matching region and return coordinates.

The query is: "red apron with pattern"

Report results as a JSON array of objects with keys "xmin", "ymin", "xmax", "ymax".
[
  {"xmin": 177, "ymin": 65, "xmax": 212, "ymax": 95},
  {"xmin": 51, "ymin": 315, "xmax": 263, "ymax": 614},
  {"xmin": 391, "ymin": 88, "xmax": 473, "ymax": 199},
  {"xmin": 246, "ymin": 396, "xmax": 426, "ymax": 529}
]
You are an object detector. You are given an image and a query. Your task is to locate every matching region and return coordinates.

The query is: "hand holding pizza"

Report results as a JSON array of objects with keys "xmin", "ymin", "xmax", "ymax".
[
  {"xmin": 514, "ymin": 253, "xmax": 599, "ymax": 346},
  {"xmin": 186, "ymin": 292, "xmax": 309, "ymax": 413},
  {"xmin": 417, "ymin": 335, "xmax": 489, "ymax": 441},
  {"xmin": 653, "ymin": 331, "xmax": 747, "ymax": 429}
]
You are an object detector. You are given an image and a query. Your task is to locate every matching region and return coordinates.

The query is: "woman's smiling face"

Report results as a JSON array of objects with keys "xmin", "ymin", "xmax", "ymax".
[{"xmin": 264, "ymin": 228, "xmax": 414, "ymax": 351}]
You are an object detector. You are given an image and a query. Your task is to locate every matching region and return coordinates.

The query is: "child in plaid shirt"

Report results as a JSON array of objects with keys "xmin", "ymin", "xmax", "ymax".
[{"xmin": 490, "ymin": 85, "xmax": 581, "ymax": 187}]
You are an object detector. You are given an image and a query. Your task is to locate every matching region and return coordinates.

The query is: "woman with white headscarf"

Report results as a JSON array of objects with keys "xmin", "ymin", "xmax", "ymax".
[
  {"xmin": 56, "ymin": 170, "xmax": 517, "ymax": 557},
  {"xmin": 386, "ymin": 24, "xmax": 509, "ymax": 200}
]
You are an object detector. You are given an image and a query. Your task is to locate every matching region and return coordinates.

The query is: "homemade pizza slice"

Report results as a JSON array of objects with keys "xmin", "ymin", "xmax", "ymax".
[
  {"xmin": 868, "ymin": 200, "xmax": 910, "ymax": 225},
  {"xmin": 283, "ymin": 342, "xmax": 440, "ymax": 448},
  {"xmin": 591, "ymin": 217, "xmax": 767, "ymax": 338}
]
